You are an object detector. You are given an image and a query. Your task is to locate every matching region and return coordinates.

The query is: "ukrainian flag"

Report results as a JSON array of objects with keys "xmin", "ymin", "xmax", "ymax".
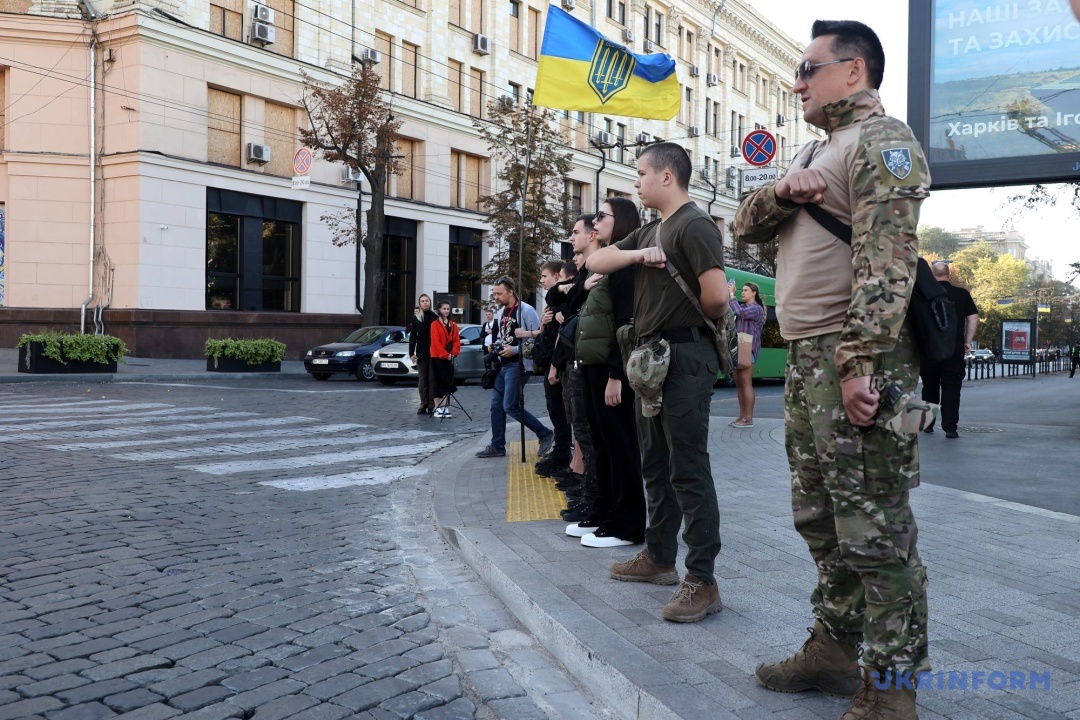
[{"xmin": 533, "ymin": 6, "xmax": 680, "ymax": 121}]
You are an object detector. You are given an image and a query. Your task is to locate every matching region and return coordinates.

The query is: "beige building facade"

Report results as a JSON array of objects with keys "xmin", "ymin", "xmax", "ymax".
[{"xmin": 0, "ymin": 0, "xmax": 805, "ymax": 357}]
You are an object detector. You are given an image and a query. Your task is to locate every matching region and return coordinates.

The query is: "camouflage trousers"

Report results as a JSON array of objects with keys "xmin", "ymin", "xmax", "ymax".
[{"xmin": 785, "ymin": 331, "xmax": 930, "ymax": 675}]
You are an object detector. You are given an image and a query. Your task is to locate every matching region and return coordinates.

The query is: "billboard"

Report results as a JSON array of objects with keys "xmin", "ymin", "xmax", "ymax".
[
  {"xmin": 908, "ymin": 0, "xmax": 1080, "ymax": 188},
  {"xmin": 1001, "ymin": 319, "xmax": 1036, "ymax": 363}
]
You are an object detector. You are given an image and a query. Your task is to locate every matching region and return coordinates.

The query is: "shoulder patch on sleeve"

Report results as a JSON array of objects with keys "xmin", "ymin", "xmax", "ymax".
[{"xmin": 867, "ymin": 140, "xmax": 930, "ymax": 201}]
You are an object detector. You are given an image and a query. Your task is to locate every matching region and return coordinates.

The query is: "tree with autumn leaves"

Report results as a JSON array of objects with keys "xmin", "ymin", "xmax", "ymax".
[{"xmin": 299, "ymin": 64, "xmax": 401, "ymax": 326}]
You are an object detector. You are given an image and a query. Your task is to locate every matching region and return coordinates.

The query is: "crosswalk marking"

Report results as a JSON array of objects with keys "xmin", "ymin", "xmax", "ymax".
[
  {"xmin": 113, "ymin": 429, "xmax": 436, "ymax": 461},
  {"xmin": 47, "ymin": 423, "xmax": 367, "ymax": 452},
  {"xmin": 1, "ymin": 408, "xmax": 249, "ymax": 430},
  {"xmin": 183, "ymin": 440, "xmax": 454, "ymax": 475},
  {"xmin": 0, "ymin": 402, "xmax": 174, "ymax": 416},
  {"xmin": 259, "ymin": 467, "xmax": 428, "ymax": 491},
  {"xmin": 2, "ymin": 415, "xmax": 313, "ymax": 442}
]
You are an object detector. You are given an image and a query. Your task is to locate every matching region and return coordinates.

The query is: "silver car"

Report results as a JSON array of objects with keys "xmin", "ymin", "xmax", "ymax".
[{"xmin": 372, "ymin": 323, "xmax": 488, "ymax": 385}]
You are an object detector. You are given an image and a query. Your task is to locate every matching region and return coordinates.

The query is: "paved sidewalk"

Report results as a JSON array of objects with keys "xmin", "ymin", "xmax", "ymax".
[
  {"xmin": 0, "ymin": 348, "xmax": 308, "ymax": 384},
  {"xmin": 431, "ymin": 393, "xmax": 1080, "ymax": 720}
]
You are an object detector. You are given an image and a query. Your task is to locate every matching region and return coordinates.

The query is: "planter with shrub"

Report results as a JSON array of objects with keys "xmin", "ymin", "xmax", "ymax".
[
  {"xmin": 205, "ymin": 337, "xmax": 286, "ymax": 373},
  {"xmin": 17, "ymin": 332, "xmax": 128, "ymax": 374}
]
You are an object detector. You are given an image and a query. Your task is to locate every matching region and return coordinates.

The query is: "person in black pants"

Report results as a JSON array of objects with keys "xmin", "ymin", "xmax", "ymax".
[
  {"xmin": 1070, "ymin": 343, "xmax": 1080, "ymax": 378},
  {"xmin": 409, "ymin": 294, "xmax": 439, "ymax": 414},
  {"xmin": 920, "ymin": 262, "xmax": 979, "ymax": 438},
  {"xmin": 524, "ymin": 261, "xmax": 573, "ymax": 476}
]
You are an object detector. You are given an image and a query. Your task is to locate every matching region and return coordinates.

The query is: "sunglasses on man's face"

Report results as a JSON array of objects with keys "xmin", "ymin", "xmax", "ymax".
[{"xmin": 794, "ymin": 58, "xmax": 856, "ymax": 82}]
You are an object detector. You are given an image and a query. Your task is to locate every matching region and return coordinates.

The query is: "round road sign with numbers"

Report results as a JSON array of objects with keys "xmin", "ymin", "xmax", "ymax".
[
  {"xmin": 742, "ymin": 130, "xmax": 777, "ymax": 167},
  {"xmin": 293, "ymin": 147, "xmax": 314, "ymax": 176}
]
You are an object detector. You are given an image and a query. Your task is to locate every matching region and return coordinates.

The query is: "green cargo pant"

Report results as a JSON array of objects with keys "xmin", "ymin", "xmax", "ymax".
[{"xmin": 785, "ymin": 331, "xmax": 930, "ymax": 675}]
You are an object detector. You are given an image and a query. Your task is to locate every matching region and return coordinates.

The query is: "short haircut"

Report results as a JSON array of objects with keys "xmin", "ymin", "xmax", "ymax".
[
  {"xmin": 811, "ymin": 20, "xmax": 885, "ymax": 90},
  {"xmin": 574, "ymin": 213, "xmax": 597, "ymax": 230},
  {"xmin": 562, "ymin": 259, "xmax": 578, "ymax": 278},
  {"xmin": 494, "ymin": 276, "xmax": 517, "ymax": 294},
  {"xmin": 541, "ymin": 260, "xmax": 564, "ymax": 275},
  {"xmin": 639, "ymin": 142, "xmax": 692, "ymax": 190}
]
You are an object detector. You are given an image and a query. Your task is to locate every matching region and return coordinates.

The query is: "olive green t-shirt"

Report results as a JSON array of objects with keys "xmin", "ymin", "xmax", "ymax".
[{"xmin": 615, "ymin": 201, "xmax": 725, "ymax": 337}]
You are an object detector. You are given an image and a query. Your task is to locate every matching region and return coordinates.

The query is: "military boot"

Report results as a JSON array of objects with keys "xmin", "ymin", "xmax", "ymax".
[
  {"xmin": 839, "ymin": 667, "xmax": 918, "ymax": 720},
  {"xmin": 755, "ymin": 621, "xmax": 861, "ymax": 698}
]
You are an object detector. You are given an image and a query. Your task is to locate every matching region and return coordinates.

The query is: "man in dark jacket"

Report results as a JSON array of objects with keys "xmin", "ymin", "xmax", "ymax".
[
  {"xmin": 921, "ymin": 261, "xmax": 979, "ymax": 438},
  {"xmin": 409, "ymin": 294, "xmax": 439, "ymax": 415}
]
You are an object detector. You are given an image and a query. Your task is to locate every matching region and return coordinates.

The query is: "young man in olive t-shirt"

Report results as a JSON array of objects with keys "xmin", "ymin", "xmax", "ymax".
[{"xmin": 587, "ymin": 142, "xmax": 729, "ymax": 623}]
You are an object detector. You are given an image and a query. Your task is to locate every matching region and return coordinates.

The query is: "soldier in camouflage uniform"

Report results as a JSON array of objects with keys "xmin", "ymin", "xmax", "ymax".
[{"xmin": 734, "ymin": 20, "xmax": 929, "ymax": 720}]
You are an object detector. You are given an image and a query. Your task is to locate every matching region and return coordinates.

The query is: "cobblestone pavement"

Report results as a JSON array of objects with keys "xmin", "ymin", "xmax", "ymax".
[{"xmin": 0, "ymin": 381, "xmax": 612, "ymax": 720}]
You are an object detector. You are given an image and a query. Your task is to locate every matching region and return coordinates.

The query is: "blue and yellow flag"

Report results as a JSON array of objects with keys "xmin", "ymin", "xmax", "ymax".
[
  {"xmin": 533, "ymin": 6, "xmax": 680, "ymax": 121},
  {"xmin": 997, "ymin": 298, "xmax": 1014, "ymax": 306}
]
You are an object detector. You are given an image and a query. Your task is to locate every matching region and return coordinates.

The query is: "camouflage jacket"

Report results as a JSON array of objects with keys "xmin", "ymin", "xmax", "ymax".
[{"xmin": 733, "ymin": 90, "xmax": 930, "ymax": 381}]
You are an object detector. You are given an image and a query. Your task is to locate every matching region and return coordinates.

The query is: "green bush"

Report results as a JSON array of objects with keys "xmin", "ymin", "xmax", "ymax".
[
  {"xmin": 17, "ymin": 332, "xmax": 129, "ymax": 365},
  {"xmin": 204, "ymin": 337, "xmax": 287, "ymax": 366}
]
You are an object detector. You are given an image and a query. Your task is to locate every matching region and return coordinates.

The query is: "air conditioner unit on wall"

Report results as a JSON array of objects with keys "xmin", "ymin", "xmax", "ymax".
[
  {"xmin": 251, "ymin": 3, "xmax": 274, "ymax": 23},
  {"xmin": 595, "ymin": 130, "xmax": 615, "ymax": 146},
  {"xmin": 689, "ymin": 126, "xmax": 702, "ymax": 137},
  {"xmin": 251, "ymin": 21, "xmax": 275, "ymax": 44},
  {"xmin": 359, "ymin": 48, "xmax": 382, "ymax": 64},
  {"xmin": 247, "ymin": 143, "xmax": 271, "ymax": 164},
  {"xmin": 636, "ymin": 132, "xmax": 650, "ymax": 144},
  {"xmin": 473, "ymin": 34, "xmax": 491, "ymax": 55},
  {"xmin": 706, "ymin": 73, "xmax": 719, "ymax": 86},
  {"xmin": 700, "ymin": 168, "xmax": 712, "ymax": 181},
  {"xmin": 562, "ymin": 0, "xmax": 576, "ymax": 9},
  {"xmin": 342, "ymin": 167, "xmax": 363, "ymax": 184},
  {"xmin": 623, "ymin": 28, "xmax": 635, "ymax": 43},
  {"xmin": 777, "ymin": 114, "xmax": 787, "ymax": 126},
  {"xmin": 726, "ymin": 166, "xmax": 738, "ymax": 188},
  {"xmin": 730, "ymin": 145, "xmax": 740, "ymax": 158},
  {"xmin": 689, "ymin": 65, "xmax": 700, "ymax": 77},
  {"xmin": 643, "ymin": 39, "xmax": 655, "ymax": 53}
]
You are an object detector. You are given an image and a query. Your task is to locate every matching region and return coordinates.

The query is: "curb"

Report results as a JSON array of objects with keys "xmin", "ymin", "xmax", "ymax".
[{"xmin": 429, "ymin": 437, "xmax": 729, "ymax": 720}]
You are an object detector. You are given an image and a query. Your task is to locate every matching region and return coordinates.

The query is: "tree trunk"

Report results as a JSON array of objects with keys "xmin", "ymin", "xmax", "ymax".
[{"xmin": 362, "ymin": 178, "xmax": 386, "ymax": 327}]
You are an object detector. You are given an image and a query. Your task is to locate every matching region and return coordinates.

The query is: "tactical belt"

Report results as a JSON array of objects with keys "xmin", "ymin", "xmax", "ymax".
[{"xmin": 637, "ymin": 326, "xmax": 710, "ymax": 346}]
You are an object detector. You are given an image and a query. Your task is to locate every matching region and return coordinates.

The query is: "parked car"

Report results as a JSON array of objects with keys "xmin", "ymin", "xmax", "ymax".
[
  {"xmin": 964, "ymin": 349, "xmax": 996, "ymax": 364},
  {"xmin": 304, "ymin": 326, "xmax": 406, "ymax": 381},
  {"xmin": 372, "ymin": 324, "xmax": 487, "ymax": 384}
]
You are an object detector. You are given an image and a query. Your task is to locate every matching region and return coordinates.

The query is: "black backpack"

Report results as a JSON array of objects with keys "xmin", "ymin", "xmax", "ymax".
[{"xmin": 803, "ymin": 203, "xmax": 956, "ymax": 364}]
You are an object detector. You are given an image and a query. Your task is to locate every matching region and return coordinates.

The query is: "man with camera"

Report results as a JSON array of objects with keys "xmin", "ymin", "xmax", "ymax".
[{"xmin": 476, "ymin": 277, "xmax": 554, "ymax": 459}]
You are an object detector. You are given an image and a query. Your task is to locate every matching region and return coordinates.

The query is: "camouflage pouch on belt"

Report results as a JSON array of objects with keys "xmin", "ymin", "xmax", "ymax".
[
  {"xmin": 875, "ymin": 380, "xmax": 939, "ymax": 434},
  {"xmin": 625, "ymin": 339, "xmax": 670, "ymax": 417}
]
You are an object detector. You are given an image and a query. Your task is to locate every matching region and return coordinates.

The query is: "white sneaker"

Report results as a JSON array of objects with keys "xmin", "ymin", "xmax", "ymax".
[
  {"xmin": 565, "ymin": 523, "xmax": 599, "ymax": 537},
  {"xmin": 581, "ymin": 533, "xmax": 635, "ymax": 548},
  {"xmin": 436, "ymin": 407, "xmax": 451, "ymax": 418}
]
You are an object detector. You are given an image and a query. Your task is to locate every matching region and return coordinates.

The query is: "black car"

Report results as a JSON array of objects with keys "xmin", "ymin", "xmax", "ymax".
[{"xmin": 304, "ymin": 326, "xmax": 406, "ymax": 381}]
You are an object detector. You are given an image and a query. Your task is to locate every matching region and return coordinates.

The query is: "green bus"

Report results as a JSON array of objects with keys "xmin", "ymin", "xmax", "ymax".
[{"xmin": 725, "ymin": 268, "xmax": 786, "ymax": 381}]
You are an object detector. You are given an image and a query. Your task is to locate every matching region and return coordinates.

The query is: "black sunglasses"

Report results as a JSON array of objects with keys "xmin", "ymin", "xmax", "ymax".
[
  {"xmin": 593, "ymin": 210, "xmax": 611, "ymax": 223},
  {"xmin": 795, "ymin": 58, "xmax": 856, "ymax": 82}
]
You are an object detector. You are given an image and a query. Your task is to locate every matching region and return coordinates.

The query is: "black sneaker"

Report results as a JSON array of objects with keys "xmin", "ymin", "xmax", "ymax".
[
  {"xmin": 555, "ymin": 473, "xmax": 583, "ymax": 491},
  {"xmin": 416, "ymin": 407, "xmax": 429, "ymax": 415},
  {"xmin": 535, "ymin": 456, "xmax": 567, "ymax": 477},
  {"xmin": 561, "ymin": 503, "xmax": 593, "ymax": 523},
  {"xmin": 476, "ymin": 445, "xmax": 506, "ymax": 458}
]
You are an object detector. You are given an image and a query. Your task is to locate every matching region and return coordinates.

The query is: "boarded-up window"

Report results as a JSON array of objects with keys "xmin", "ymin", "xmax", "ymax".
[
  {"xmin": 0, "ymin": 70, "xmax": 5, "ymax": 151},
  {"xmin": 210, "ymin": 0, "xmax": 242, "ymax": 41},
  {"xmin": 208, "ymin": 88, "xmax": 242, "ymax": 166},
  {"xmin": 470, "ymin": 0, "xmax": 483, "ymax": 33},
  {"xmin": 469, "ymin": 68, "xmax": 484, "ymax": 118},
  {"xmin": 375, "ymin": 32, "xmax": 393, "ymax": 92},
  {"xmin": 509, "ymin": 1, "xmax": 520, "ymax": 54},
  {"xmin": 448, "ymin": 60, "xmax": 463, "ymax": 112},
  {"xmin": 262, "ymin": 0, "xmax": 295, "ymax": 57},
  {"xmin": 264, "ymin": 102, "xmax": 297, "ymax": 177},
  {"xmin": 527, "ymin": 8, "xmax": 540, "ymax": 59},
  {"xmin": 449, "ymin": 0, "xmax": 464, "ymax": 28},
  {"xmin": 451, "ymin": 151, "xmax": 485, "ymax": 211},
  {"xmin": 401, "ymin": 42, "xmax": 418, "ymax": 99},
  {"xmin": 392, "ymin": 139, "xmax": 416, "ymax": 200}
]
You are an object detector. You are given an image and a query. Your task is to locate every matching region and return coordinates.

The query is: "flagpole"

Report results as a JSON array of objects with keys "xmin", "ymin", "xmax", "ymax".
[{"xmin": 517, "ymin": 103, "xmax": 536, "ymax": 464}]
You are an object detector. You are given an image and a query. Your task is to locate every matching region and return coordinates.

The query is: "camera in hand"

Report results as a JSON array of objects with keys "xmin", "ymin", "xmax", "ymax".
[{"xmin": 484, "ymin": 342, "xmax": 504, "ymax": 368}]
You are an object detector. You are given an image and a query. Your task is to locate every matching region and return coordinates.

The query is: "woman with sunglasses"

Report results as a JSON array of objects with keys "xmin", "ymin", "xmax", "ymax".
[
  {"xmin": 728, "ymin": 281, "xmax": 765, "ymax": 428},
  {"xmin": 564, "ymin": 197, "xmax": 646, "ymax": 548}
]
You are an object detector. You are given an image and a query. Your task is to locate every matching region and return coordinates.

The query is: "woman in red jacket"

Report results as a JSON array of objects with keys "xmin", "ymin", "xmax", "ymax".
[{"xmin": 429, "ymin": 301, "xmax": 461, "ymax": 418}]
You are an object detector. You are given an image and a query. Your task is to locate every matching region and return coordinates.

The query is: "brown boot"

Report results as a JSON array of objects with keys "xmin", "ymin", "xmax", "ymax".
[
  {"xmin": 754, "ymin": 621, "xmax": 861, "ymax": 698},
  {"xmin": 609, "ymin": 549, "xmax": 679, "ymax": 585},
  {"xmin": 839, "ymin": 667, "xmax": 918, "ymax": 719},
  {"xmin": 660, "ymin": 574, "xmax": 722, "ymax": 623}
]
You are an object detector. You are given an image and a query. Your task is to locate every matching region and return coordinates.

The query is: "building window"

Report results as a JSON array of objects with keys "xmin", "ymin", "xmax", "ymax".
[
  {"xmin": 390, "ymin": 139, "xmax": 417, "ymax": 200},
  {"xmin": 449, "ymin": 0, "xmax": 466, "ymax": 28},
  {"xmin": 210, "ymin": 0, "xmax": 242, "ymax": 40},
  {"xmin": 711, "ymin": 99, "xmax": 720, "ymax": 137},
  {"xmin": 733, "ymin": 59, "xmax": 746, "ymax": 92},
  {"xmin": 678, "ymin": 27, "xmax": 694, "ymax": 62},
  {"xmin": 207, "ymin": 88, "xmax": 241, "ymax": 167},
  {"xmin": 509, "ymin": 0, "xmax": 521, "ymax": 53},
  {"xmin": 616, "ymin": 123, "xmax": 626, "ymax": 163},
  {"xmin": 682, "ymin": 87, "xmax": 693, "ymax": 126},
  {"xmin": 261, "ymin": 0, "xmax": 295, "ymax": 57},
  {"xmin": 0, "ymin": 70, "xmax": 6, "ymax": 150},
  {"xmin": 206, "ymin": 189, "xmax": 302, "ymax": 312},
  {"xmin": 509, "ymin": 82, "xmax": 521, "ymax": 104},
  {"xmin": 375, "ymin": 32, "xmax": 393, "ymax": 92},
  {"xmin": 606, "ymin": 0, "xmax": 626, "ymax": 24},
  {"xmin": 381, "ymin": 217, "xmax": 417, "ymax": 325},
  {"xmin": 402, "ymin": 42, "xmax": 419, "ymax": 99},
  {"xmin": 565, "ymin": 180, "xmax": 584, "ymax": 216},
  {"xmin": 470, "ymin": 0, "xmax": 483, "ymax": 33},
  {"xmin": 448, "ymin": 59, "xmax": 463, "ymax": 112},
  {"xmin": 264, "ymin": 101, "xmax": 297, "ymax": 178},
  {"xmin": 449, "ymin": 227, "xmax": 482, "ymax": 323},
  {"xmin": 451, "ymin": 151, "xmax": 485, "ymax": 211},
  {"xmin": 528, "ymin": 7, "xmax": 541, "ymax": 59},
  {"xmin": 469, "ymin": 68, "xmax": 485, "ymax": 117},
  {"xmin": 712, "ymin": 46, "xmax": 722, "ymax": 75},
  {"xmin": 759, "ymin": 76, "xmax": 769, "ymax": 107}
]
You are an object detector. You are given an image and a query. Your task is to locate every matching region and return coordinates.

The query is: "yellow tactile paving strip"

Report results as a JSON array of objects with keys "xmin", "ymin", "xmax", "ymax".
[{"xmin": 505, "ymin": 440, "xmax": 565, "ymax": 522}]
